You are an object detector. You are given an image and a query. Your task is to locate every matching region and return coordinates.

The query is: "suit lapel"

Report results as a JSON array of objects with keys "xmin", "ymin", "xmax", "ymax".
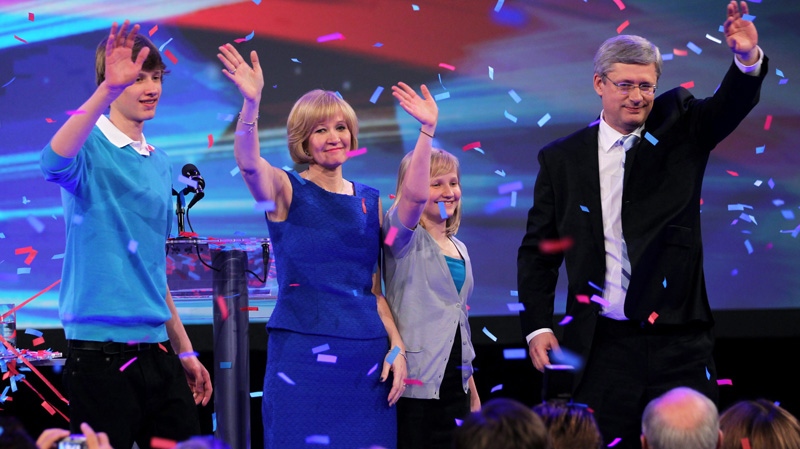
[{"xmin": 578, "ymin": 127, "xmax": 606, "ymax": 255}]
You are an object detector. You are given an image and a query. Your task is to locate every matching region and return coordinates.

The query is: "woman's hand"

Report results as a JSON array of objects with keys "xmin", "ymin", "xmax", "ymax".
[
  {"xmin": 392, "ymin": 82, "xmax": 438, "ymax": 128},
  {"xmin": 217, "ymin": 43, "xmax": 264, "ymax": 103}
]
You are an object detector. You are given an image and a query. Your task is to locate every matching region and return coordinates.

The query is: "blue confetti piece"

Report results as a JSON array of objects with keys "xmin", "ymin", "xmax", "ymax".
[
  {"xmin": 412, "ymin": 4, "xmax": 420, "ymax": 11},
  {"xmin": 212, "ymin": 412, "xmax": 217, "ymax": 432},
  {"xmin": 511, "ymin": 191, "xmax": 517, "ymax": 207},
  {"xmin": 367, "ymin": 363, "xmax": 378, "ymax": 376},
  {"xmin": 438, "ymin": 73, "xmax": 447, "ymax": 91},
  {"xmin": 588, "ymin": 281, "xmax": 603, "ymax": 292},
  {"xmin": 17, "ymin": 267, "xmax": 30, "ymax": 275},
  {"xmin": 230, "ymin": 166, "xmax": 240, "ymax": 176},
  {"xmin": 537, "ymin": 113, "xmax": 551, "ymax": 127},
  {"xmin": 494, "ymin": 0, "xmax": 505, "ymax": 12},
  {"xmin": 482, "ymin": 327, "xmax": 498, "ymax": 342},
  {"xmin": 369, "ymin": 86, "xmax": 384, "ymax": 104},
  {"xmin": 312, "ymin": 343, "xmax": 330, "ymax": 354},
  {"xmin": 772, "ymin": 199, "xmax": 785, "ymax": 206},
  {"xmin": 687, "ymin": 42, "xmax": 702, "ymax": 55},
  {"xmin": 662, "ymin": 277, "xmax": 667, "ymax": 288},
  {"xmin": 456, "ymin": 418, "xmax": 463, "ymax": 427},
  {"xmin": 776, "ymin": 68, "xmax": 784, "ymax": 77},
  {"xmin": 498, "ymin": 180, "xmax": 523, "ymax": 194},
  {"xmin": 507, "ymin": 303, "xmax": 524, "ymax": 312},
  {"xmin": 305, "ymin": 435, "xmax": 330, "ymax": 445},
  {"xmin": 187, "ymin": 271, "xmax": 200, "ymax": 280},
  {"xmin": 385, "ymin": 345, "xmax": 401, "ymax": 364},
  {"xmin": 438, "ymin": 202, "xmax": 448, "ymax": 219},
  {"xmin": 504, "ymin": 110, "xmax": 518, "ymax": 123},
  {"xmin": 220, "ymin": 361, "xmax": 232, "ymax": 369},
  {"xmin": 488, "ymin": 66, "xmax": 494, "ymax": 80},
  {"xmin": 158, "ymin": 38, "xmax": 173, "ymax": 53},
  {"xmin": 755, "ymin": 145, "xmax": 765, "ymax": 154},
  {"xmin": 510, "ymin": 291, "xmax": 519, "ymax": 297},
  {"xmin": 373, "ymin": 42, "xmax": 383, "ymax": 47},
  {"xmin": 490, "ymin": 384, "xmax": 504, "ymax": 393},
  {"xmin": 742, "ymin": 14, "xmax": 756, "ymax": 21},
  {"xmin": 643, "ymin": 132, "xmax": 659, "ymax": 145},
  {"xmin": 718, "ymin": 25, "xmax": 725, "ymax": 33},
  {"xmin": 503, "ymin": 349, "xmax": 526, "ymax": 360},
  {"xmin": 27, "ymin": 215, "xmax": 45, "ymax": 233},
  {"xmin": 243, "ymin": 30, "xmax": 255, "ymax": 42},
  {"xmin": 580, "ymin": 205, "xmax": 590, "ymax": 213},
  {"xmin": 781, "ymin": 210, "xmax": 795, "ymax": 220},
  {"xmin": 291, "ymin": 58, "xmax": 301, "ymax": 63},
  {"xmin": 434, "ymin": 91, "xmax": 451, "ymax": 101},
  {"xmin": 25, "ymin": 328, "xmax": 43, "ymax": 337},
  {"xmin": 731, "ymin": 269, "xmax": 738, "ymax": 276},
  {"xmin": 254, "ymin": 201, "xmax": 275, "ymax": 212},
  {"xmin": 1, "ymin": 77, "xmax": 15, "ymax": 88},
  {"xmin": 250, "ymin": 391, "xmax": 263, "ymax": 397},
  {"xmin": 662, "ymin": 53, "xmax": 674, "ymax": 61},
  {"xmin": 508, "ymin": 89, "xmax": 521, "ymax": 103},
  {"xmin": 277, "ymin": 372, "xmax": 296, "ymax": 385},
  {"xmin": 706, "ymin": 366, "xmax": 711, "ymax": 380},
  {"xmin": 744, "ymin": 239, "xmax": 753, "ymax": 254}
]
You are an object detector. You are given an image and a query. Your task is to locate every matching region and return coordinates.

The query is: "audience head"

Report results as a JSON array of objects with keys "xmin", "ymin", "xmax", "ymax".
[
  {"xmin": 593, "ymin": 34, "xmax": 663, "ymax": 80},
  {"xmin": 719, "ymin": 399, "xmax": 800, "ymax": 449},
  {"xmin": 0, "ymin": 415, "xmax": 37, "ymax": 449},
  {"xmin": 641, "ymin": 386, "xmax": 721, "ymax": 449},
  {"xmin": 394, "ymin": 147, "xmax": 463, "ymax": 235},
  {"xmin": 453, "ymin": 397, "xmax": 552, "ymax": 449},
  {"xmin": 286, "ymin": 89, "xmax": 359, "ymax": 165},
  {"xmin": 532, "ymin": 399, "xmax": 603, "ymax": 449}
]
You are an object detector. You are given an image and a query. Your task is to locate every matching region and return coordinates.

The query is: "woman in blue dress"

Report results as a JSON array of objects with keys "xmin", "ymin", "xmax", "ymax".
[{"xmin": 217, "ymin": 44, "xmax": 408, "ymax": 448}]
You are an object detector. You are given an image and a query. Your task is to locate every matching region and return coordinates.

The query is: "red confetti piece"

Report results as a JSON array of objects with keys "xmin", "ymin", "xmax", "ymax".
[
  {"xmin": 158, "ymin": 343, "xmax": 168, "ymax": 352},
  {"xmin": 207, "ymin": 134, "xmax": 213, "ymax": 148},
  {"xmin": 538, "ymin": 237, "xmax": 574, "ymax": 254},
  {"xmin": 119, "ymin": 356, "xmax": 138, "ymax": 372},
  {"xmin": 647, "ymin": 311, "xmax": 659, "ymax": 324},
  {"xmin": 32, "ymin": 337, "xmax": 45, "ymax": 346},
  {"xmin": 14, "ymin": 35, "xmax": 28, "ymax": 43},
  {"xmin": 241, "ymin": 306, "xmax": 259, "ymax": 311},
  {"xmin": 575, "ymin": 294, "xmax": 590, "ymax": 304},
  {"xmin": 41, "ymin": 400, "xmax": 56, "ymax": 415},
  {"xmin": 151, "ymin": 437, "xmax": 177, "ymax": 449},
  {"xmin": 163, "ymin": 49, "xmax": 178, "ymax": 65},
  {"xmin": 673, "ymin": 48, "xmax": 689, "ymax": 56},
  {"xmin": 148, "ymin": 25, "xmax": 158, "ymax": 36},
  {"xmin": 741, "ymin": 438, "xmax": 752, "ymax": 449},
  {"xmin": 717, "ymin": 378, "xmax": 733, "ymax": 386},
  {"xmin": 403, "ymin": 378, "xmax": 424, "ymax": 386},
  {"xmin": 384, "ymin": 226, "xmax": 399, "ymax": 246},
  {"xmin": 438, "ymin": 63, "xmax": 456, "ymax": 71},
  {"xmin": 362, "ymin": 197, "xmax": 367, "ymax": 214},
  {"xmin": 388, "ymin": 194, "xmax": 396, "ymax": 199},
  {"xmin": 764, "ymin": 114, "xmax": 772, "ymax": 130},
  {"xmin": 616, "ymin": 20, "xmax": 630, "ymax": 34},
  {"xmin": 45, "ymin": 118, "xmax": 55, "ymax": 123},
  {"xmin": 612, "ymin": 0, "xmax": 626, "ymax": 10},
  {"xmin": 726, "ymin": 170, "xmax": 739, "ymax": 177},
  {"xmin": 347, "ymin": 147, "xmax": 367, "ymax": 158},
  {"xmin": 215, "ymin": 295, "xmax": 229, "ymax": 320},
  {"xmin": 462, "ymin": 141, "xmax": 481, "ymax": 151},
  {"xmin": 28, "ymin": 12, "xmax": 34, "ymax": 21},
  {"xmin": 680, "ymin": 81, "xmax": 695, "ymax": 89},
  {"xmin": 15, "ymin": 246, "xmax": 38, "ymax": 265}
]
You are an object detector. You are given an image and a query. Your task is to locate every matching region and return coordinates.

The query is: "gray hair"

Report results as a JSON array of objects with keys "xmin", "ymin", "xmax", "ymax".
[
  {"xmin": 641, "ymin": 387, "xmax": 719, "ymax": 449},
  {"xmin": 593, "ymin": 35, "xmax": 662, "ymax": 79}
]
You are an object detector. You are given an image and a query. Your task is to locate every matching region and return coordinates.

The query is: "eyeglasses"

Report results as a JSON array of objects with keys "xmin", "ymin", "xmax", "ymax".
[{"xmin": 603, "ymin": 75, "xmax": 657, "ymax": 96}]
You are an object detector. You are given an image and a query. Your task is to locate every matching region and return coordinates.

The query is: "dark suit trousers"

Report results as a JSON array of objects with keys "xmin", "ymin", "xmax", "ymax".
[{"xmin": 573, "ymin": 317, "xmax": 718, "ymax": 449}]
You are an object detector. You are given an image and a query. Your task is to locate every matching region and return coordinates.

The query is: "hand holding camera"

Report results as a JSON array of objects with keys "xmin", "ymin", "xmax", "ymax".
[{"xmin": 36, "ymin": 422, "xmax": 113, "ymax": 449}]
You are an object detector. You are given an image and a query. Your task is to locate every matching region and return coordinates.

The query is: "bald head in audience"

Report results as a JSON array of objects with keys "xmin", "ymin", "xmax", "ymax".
[{"xmin": 640, "ymin": 387, "xmax": 722, "ymax": 449}]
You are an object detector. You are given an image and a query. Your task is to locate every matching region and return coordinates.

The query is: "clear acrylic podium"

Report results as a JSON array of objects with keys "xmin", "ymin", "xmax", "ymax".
[{"xmin": 166, "ymin": 237, "xmax": 277, "ymax": 449}]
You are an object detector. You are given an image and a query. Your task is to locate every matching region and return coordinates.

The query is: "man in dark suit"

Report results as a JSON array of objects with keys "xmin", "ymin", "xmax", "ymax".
[{"xmin": 517, "ymin": 2, "xmax": 765, "ymax": 448}]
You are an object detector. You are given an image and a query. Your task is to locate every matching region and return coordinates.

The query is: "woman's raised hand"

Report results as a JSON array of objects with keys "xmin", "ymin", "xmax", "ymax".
[{"xmin": 392, "ymin": 82, "xmax": 438, "ymax": 128}]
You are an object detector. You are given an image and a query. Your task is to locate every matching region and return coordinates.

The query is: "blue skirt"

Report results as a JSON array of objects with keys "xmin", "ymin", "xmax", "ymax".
[{"xmin": 262, "ymin": 329, "xmax": 396, "ymax": 449}]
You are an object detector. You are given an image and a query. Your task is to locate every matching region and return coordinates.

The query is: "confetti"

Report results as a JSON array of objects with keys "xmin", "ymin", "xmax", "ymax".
[
  {"xmin": 510, "ymin": 191, "xmax": 517, "ymax": 207},
  {"xmin": 494, "ymin": 170, "xmax": 506, "ymax": 177},
  {"xmin": 643, "ymin": 132, "xmax": 659, "ymax": 145},
  {"xmin": 741, "ymin": 438, "xmax": 752, "ymax": 449},
  {"xmin": 150, "ymin": 437, "xmax": 177, "ymax": 449},
  {"xmin": 616, "ymin": 20, "xmax": 630, "ymax": 34},
  {"xmin": 558, "ymin": 316, "xmax": 573, "ymax": 325},
  {"xmin": 662, "ymin": 53, "xmax": 674, "ymax": 61},
  {"xmin": 207, "ymin": 134, "xmax": 213, "ymax": 148},
  {"xmin": 764, "ymin": 115, "xmax": 772, "ymax": 130},
  {"xmin": 277, "ymin": 372, "xmax": 295, "ymax": 385},
  {"xmin": 385, "ymin": 346, "xmax": 401, "ymax": 364},
  {"xmin": 373, "ymin": 42, "xmax": 383, "ymax": 47},
  {"xmin": 742, "ymin": 14, "xmax": 755, "ymax": 22},
  {"xmin": 726, "ymin": 170, "xmax": 739, "ymax": 177},
  {"xmin": 506, "ymin": 303, "xmax": 524, "ymax": 312},
  {"xmin": 219, "ymin": 361, "xmax": 232, "ymax": 369},
  {"xmin": 717, "ymin": 378, "xmax": 733, "ymax": 386},
  {"xmin": 612, "ymin": 0, "xmax": 626, "ymax": 10},
  {"xmin": 488, "ymin": 66, "xmax": 494, "ymax": 80},
  {"xmin": 291, "ymin": 58, "xmax": 301, "ymax": 63},
  {"xmin": 230, "ymin": 166, "xmax": 240, "ymax": 176},
  {"xmin": 317, "ymin": 354, "xmax": 337, "ymax": 363},
  {"xmin": 158, "ymin": 38, "xmax": 173, "ymax": 53},
  {"xmin": 369, "ymin": 86, "xmax": 384, "ymax": 104},
  {"xmin": 648, "ymin": 311, "xmax": 659, "ymax": 324},
  {"xmin": 128, "ymin": 240, "xmax": 138, "ymax": 253},
  {"xmin": 163, "ymin": 49, "xmax": 178, "ymax": 65},
  {"xmin": 590, "ymin": 295, "xmax": 609, "ymax": 307},
  {"xmin": 755, "ymin": 145, "xmax": 765, "ymax": 154},
  {"xmin": 608, "ymin": 437, "xmax": 622, "ymax": 447},
  {"xmin": 234, "ymin": 31, "xmax": 255, "ymax": 43},
  {"xmin": 119, "ymin": 356, "xmax": 138, "ymax": 372},
  {"xmin": 539, "ymin": 237, "xmax": 573, "ymax": 254},
  {"xmin": 705, "ymin": 34, "xmax": 722, "ymax": 44},
  {"xmin": 434, "ymin": 91, "xmax": 451, "ymax": 101},
  {"xmin": 438, "ymin": 202, "xmax": 448, "ymax": 219},
  {"xmin": 28, "ymin": 12, "xmax": 34, "ymax": 21},
  {"xmin": 317, "ymin": 32, "xmax": 344, "ymax": 43},
  {"xmin": 504, "ymin": 110, "xmax": 518, "ymax": 123},
  {"xmin": 1, "ymin": 77, "xmax": 15, "ymax": 88},
  {"xmin": 178, "ymin": 175, "xmax": 198, "ymax": 189},
  {"xmin": 215, "ymin": 295, "xmax": 229, "ymax": 320},
  {"xmin": 250, "ymin": 391, "xmax": 263, "ymax": 397},
  {"xmin": 498, "ymin": 181, "xmax": 522, "ymax": 194},
  {"xmin": 179, "ymin": 351, "xmax": 200, "ymax": 358},
  {"xmin": 462, "ymin": 141, "xmax": 481, "ymax": 152},
  {"xmin": 680, "ymin": 81, "xmax": 695, "ymax": 89},
  {"xmin": 510, "ymin": 291, "xmax": 518, "ymax": 297},
  {"xmin": 744, "ymin": 240, "xmax": 753, "ymax": 254},
  {"xmin": 384, "ymin": 226, "xmax": 399, "ymax": 246},
  {"xmin": 503, "ymin": 349, "xmax": 526, "ymax": 360},
  {"xmin": 14, "ymin": 246, "xmax": 37, "ymax": 265},
  {"xmin": 494, "ymin": 0, "xmax": 505, "ymax": 12},
  {"xmin": 673, "ymin": 48, "xmax": 688, "ymax": 56},
  {"xmin": 254, "ymin": 201, "xmax": 275, "ymax": 212},
  {"xmin": 148, "ymin": 25, "xmax": 158, "ymax": 36},
  {"xmin": 482, "ymin": 327, "xmax": 498, "ymax": 342},
  {"xmin": 367, "ymin": 363, "xmax": 378, "ymax": 376},
  {"xmin": 686, "ymin": 42, "xmax": 702, "ymax": 55},
  {"xmin": 346, "ymin": 147, "xmax": 367, "ymax": 158},
  {"xmin": 576, "ymin": 294, "xmax": 590, "ymax": 304},
  {"xmin": 580, "ymin": 205, "xmax": 590, "ymax": 213},
  {"xmin": 312, "ymin": 344, "xmax": 330, "ymax": 354},
  {"xmin": 14, "ymin": 35, "xmax": 28, "ymax": 44},
  {"xmin": 490, "ymin": 384, "xmax": 503, "ymax": 393},
  {"xmin": 45, "ymin": 118, "xmax": 55, "ymax": 123},
  {"xmin": 776, "ymin": 68, "xmax": 784, "ymax": 78},
  {"xmin": 439, "ymin": 63, "xmax": 456, "ymax": 71},
  {"xmin": 412, "ymin": 4, "xmax": 420, "ymax": 11},
  {"xmin": 508, "ymin": 89, "xmax": 522, "ymax": 103},
  {"xmin": 537, "ymin": 113, "xmax": 551, "ymax": 127},
  {"xmin": 305, "ymin": 435, "xmax": 330, "ymax": 445},
  {"xmin": 66, "ymin": 110, "xmax": 87, "ymax": 116},
  {"xmin": 404, "ymin": 378, "xmax": 424, "ymax": 386}
]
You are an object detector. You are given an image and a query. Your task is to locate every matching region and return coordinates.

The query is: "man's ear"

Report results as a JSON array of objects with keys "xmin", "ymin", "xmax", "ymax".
[{"xmin": 641, "ymin": 434, "xmax": 648, "ymax": 449}]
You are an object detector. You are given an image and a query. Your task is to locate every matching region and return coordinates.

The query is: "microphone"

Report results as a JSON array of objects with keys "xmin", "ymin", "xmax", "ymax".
[{"xmin": 181, "ymin": 164, "xmax": 206, "ymax": 209}]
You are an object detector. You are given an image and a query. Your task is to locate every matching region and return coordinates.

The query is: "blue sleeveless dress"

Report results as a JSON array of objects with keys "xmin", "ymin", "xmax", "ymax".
[{"xmin": 262, "ymin": 170, "xmax": 395, "ymax": 449}]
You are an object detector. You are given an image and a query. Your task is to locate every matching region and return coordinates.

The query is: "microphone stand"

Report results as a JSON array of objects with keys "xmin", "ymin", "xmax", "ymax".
[{"xmin": 173, "ymin": 188, "xmax": 188, "ymax": 237}]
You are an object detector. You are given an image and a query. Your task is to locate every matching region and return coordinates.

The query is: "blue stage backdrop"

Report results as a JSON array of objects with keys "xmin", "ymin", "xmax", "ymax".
[{"xmin": 1, "ymin": 0, "xmax": 798, "ymax": 331}]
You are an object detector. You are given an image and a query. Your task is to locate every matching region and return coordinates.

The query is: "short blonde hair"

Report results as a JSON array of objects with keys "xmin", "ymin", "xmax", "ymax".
[
  {"xmin": 393, "ymin": 148, "xmax": 462, "ymax": 236},
  {"xmin": 286, "ymin": 90, "xmax": 359, "ymax": 164}
]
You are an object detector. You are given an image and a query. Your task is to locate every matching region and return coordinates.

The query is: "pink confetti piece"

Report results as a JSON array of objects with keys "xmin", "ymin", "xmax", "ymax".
[
  {"xmin": 362, "ymin": 197, "xmax": 367, "ymax": 214},
  {"xmin": 150, "ymin": 437, "xmax": 177, "ymax": 449},
  {"xmin": 119, "ymin": 356, "xmax": 138, "ymax": 372},
  {"xmin": 317, "ymin": 354, "xmax": 337, "ymax": 363},
  {"xmin": 680, "ymin": 81, "xmax": 695, "ymax": 89},
  {"xmin": 207, "ymin": 134, "xmax": 213, "ymax": 148},
  {"xmin": 558, "ymin": 316, "xmax": 573, "ymax": 326},
  {"xmin": 576, "ymin": 294, "xmax": 590, "ymax": 304},
  {"xmin": 726, "ymin": 170, "xmax": 739, "ymax": 177},
  {"xmin": 41, "ymin": 400, "xmax": 56, "ymax": 415},
  {"xmin": 163, "ymin": 49, "xmax": 178, "ymax": 65},
  {"xmin": 608, "ymin": 437, "xmax": 622, "ymax": 447},
  {"xmin": 764, "ymin": 114, "xmax": 772, "ymax": 130},
  {"xmin": 404, "ymin": 378, "xmax": 423, "ymax": 386},
  {"xmin": 616, "ymin": 20, "xmax": 630, "ymax": 34},
  {"xmin": 462, "ymin": 141, "xmax": 481, "ymax": 151},
  {"xmin": 439, "ymin": 63, "xmax": 456, "ymax": 71},
  {"xmin": 45, "ymin": 118, "xmax": 55, "ymax": 123},
  {"xmin": 346, "ymin": 147, "xmax": 367, "ymax": 158},
  {"xmin": 673, "ymin": 48, "xmax": 689, "ymax": 56},
  {"xmin": 647, "ymin": 311, "xmax": 659, "ymax": 324},
  {"xmin": 384, "ymin": 226, "xmax": 399, "ymax": 246},
  {"xmin": 215, "ymin": 295, "xmax": 229, "ymax": 320},
  {"xmin": 234, "ymin": 31, "xmax": 255, "ymax": 43},
  {"xmin": 14, "ymin": 35, "xmax": 27, "ymax": 44},
  {"xmin": 28, "ymin": 12, "xmax": 34, "ymax": 21},
  {"xmin": 590, "ymin": 294, "xmax": 609, "ymax": 307},
  {"xmin": 317, "ymin": 32, "xmax": 345, "ymax": 43},
  {"xmin": 717, "ymin": 378, "xmax": 733, "ymax": 386},
  {"xmin": 66, "ymin": 110, "xmax": 87, "ymax": 116},
  {"xmin": 148, "ymin": 25, "xmax": 158, "ymax": 36},
  {"xmin": 612, "ymin": 0, "xmax": 626, "ymax": 10}
]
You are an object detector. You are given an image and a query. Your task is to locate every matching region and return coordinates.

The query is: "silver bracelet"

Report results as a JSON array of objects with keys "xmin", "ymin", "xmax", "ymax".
[{"xmin": 238, "ymin": 112, "xmax": 259, "ymax": 133}]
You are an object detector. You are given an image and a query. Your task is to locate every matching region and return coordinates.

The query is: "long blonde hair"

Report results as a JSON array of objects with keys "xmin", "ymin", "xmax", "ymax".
[{"xmin": 392, "ymin": 148, "xmax": 462, "ymax": 236}]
